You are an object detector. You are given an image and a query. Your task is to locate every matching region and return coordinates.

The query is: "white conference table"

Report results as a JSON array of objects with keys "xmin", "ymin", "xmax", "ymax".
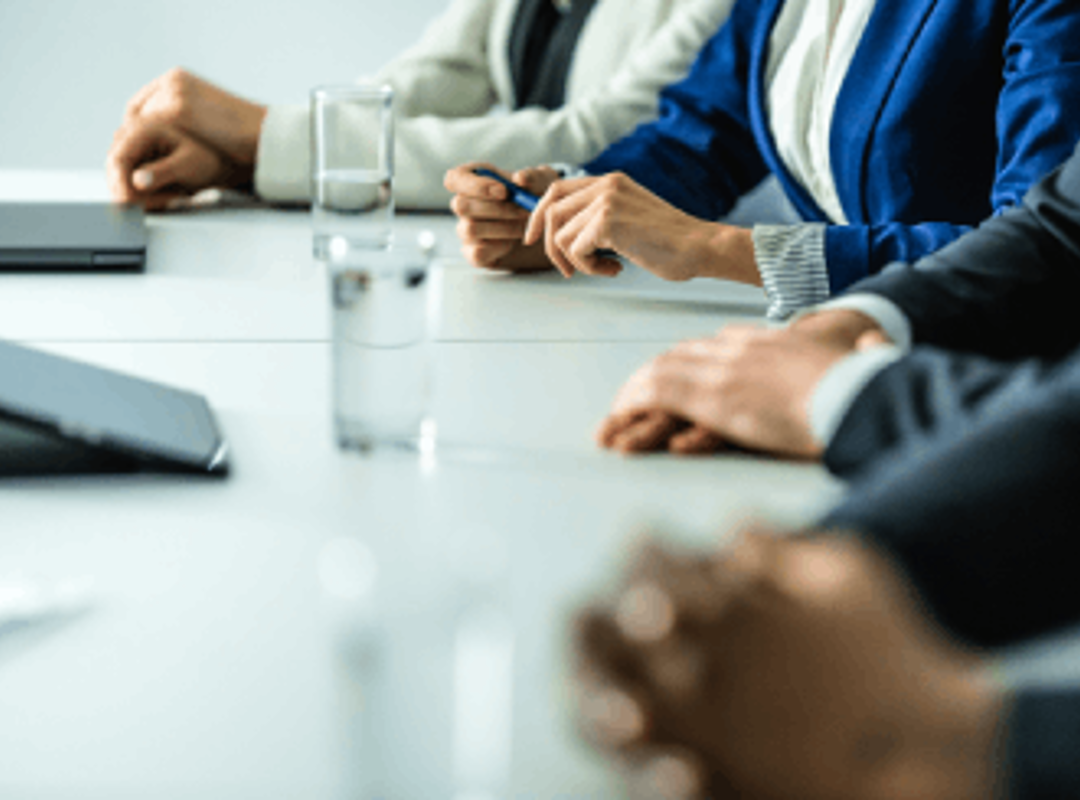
[
  {"xmin": 3, "ymin": 171, "xmax": 1070, "ymax": 799},
  {"xmin": 0, "ymin": 172, "xmax": 839, "ymax": 799}
]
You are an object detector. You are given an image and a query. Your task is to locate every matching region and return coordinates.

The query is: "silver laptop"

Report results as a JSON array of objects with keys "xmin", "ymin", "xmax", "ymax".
[{"xmin": 0, "ymin": 202, "xmax": 147, "ymax": 271}]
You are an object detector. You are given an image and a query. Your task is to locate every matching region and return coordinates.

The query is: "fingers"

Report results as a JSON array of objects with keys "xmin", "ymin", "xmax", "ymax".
[
  {"xmin": 443, "ymin": 161, "xmax": 509, "ymax": 202},
  {"xmin": 461, "ymin": 239, "xmax": 518, "ymax": 269},
  {"xmin": 136, "ymin": 138, "xmax": 214, "ymax": 191},
  {"xmin": 107, "ymin": 121, "xmax": 226, "ymax": 207},
  {"xmin": 625, "ymin": 747, "xmax": 711, "ymax": 800},
  {"xmin": 573, "ymin": 536, "xmax": 776, "ymax": 799},
  {"xmin": 624, "ymin": 538, "xmax": 734, "ymax": 627},
  {"xmin": 124, "ymin": 73, "xmax": 163, "ymax": 121},
  {"xmin": 559, "ymin": 199, "xmax": 623, "ymax": 277},
  {"xmin": 524, "ymin": 179, "xmax": 612, "ymax": 278},
  {"xmin": 106, "ymin": 122, "xmax": 180, "ymax": 202},
  {"xmin": 446, "ymin": 162, "xmax": 558, "ymax": 271},
  {"xmin": 450, "ymin": 192, "xmax": 530, "ymax": 221},
  {"xmin": 602, "ymin": 410, "xmax": 687, "ymax": 454},
  {"xmin": 512, "ymin": 165, "xmax": 560, "ymax": 195},
  {"xmin": 668, "ymin": 426, "xmax": 726, "ymax": 455},
  {"xmin": 575, "ymin": 609, "xmax": 656, "ymax": 749},
  {"xmin": 523, "ymin": 177, "xmax": 595, "ymax": 236}
]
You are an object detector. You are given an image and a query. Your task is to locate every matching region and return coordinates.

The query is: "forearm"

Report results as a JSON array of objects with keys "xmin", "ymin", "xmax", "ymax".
[
  {"xmin": 1006, "ymin": 687, "xmax": 1080, "ymax": 800},
  {"xmin": 822, "ymin": 351, "xmax": 1080, "ymax": 647},
  {"xmin": 823, "ymin": 348, "xmax": 1054, "ymax": 478}
]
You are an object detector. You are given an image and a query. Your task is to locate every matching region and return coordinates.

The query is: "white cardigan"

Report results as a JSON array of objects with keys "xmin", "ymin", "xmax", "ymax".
[{"xmin": 254, "ymin": 0, "xmax": 733, "ymax": 208}]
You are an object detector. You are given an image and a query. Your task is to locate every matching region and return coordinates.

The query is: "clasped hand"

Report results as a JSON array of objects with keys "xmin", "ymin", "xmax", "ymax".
[
  {"xmin": 106, "ymin": 69, "xmax": 267, "ymax": 209},
  {"xmin": 596, "ymin": 311, "xmax": 893, "ymax": 459},
  {"xmin": 572, "ymin": 527, "xmax": 1002, "ymax": 800}
]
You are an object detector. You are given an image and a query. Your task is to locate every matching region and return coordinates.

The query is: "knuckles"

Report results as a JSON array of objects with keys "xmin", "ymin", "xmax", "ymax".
[
  {"xmin": 147, "ymin": 68, "xmax": 196, "ymax": 125},
  {"xmin": 449, "ymin": 194, "xmax": 470, "ymax": 218}
]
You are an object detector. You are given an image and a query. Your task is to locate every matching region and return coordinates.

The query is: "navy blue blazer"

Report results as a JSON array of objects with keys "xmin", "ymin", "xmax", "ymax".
[
  {"xmin": 821, "ymin": 347, "xmax": 1080, "ymax": 799},
  {"xmin": 583, "ymin": 0, "xmax": 1080, "ymax": 293},
  {"xmin": 808, "ymin": 144, "xmax": 1080, "ymax": 794}
]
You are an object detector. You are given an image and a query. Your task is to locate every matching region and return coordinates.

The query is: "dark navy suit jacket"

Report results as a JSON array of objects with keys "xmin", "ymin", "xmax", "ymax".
[
  {"xmin": 817, "ymin": 144, "xmax": 1080, "ymax": 799},
  {"xmin": 583, "ymin": 0, "xmax": 1080, "ymax": 293},
  {"xmin": 826, "ymin": 142, "xmax": 1080, "ymax": 478},
  {"xmin": 823, "ymin": 352, "xmax": 1080, "ymax": 799}
]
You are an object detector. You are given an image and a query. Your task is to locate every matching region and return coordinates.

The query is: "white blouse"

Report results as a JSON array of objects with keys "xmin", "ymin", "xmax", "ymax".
[
  {"xmin": 765, "ymin": 0, "xmax": 876, "ymax": 224},
  {"xmin": 752, "ymin": 0, "xmax": 877, "ymax": 319}
]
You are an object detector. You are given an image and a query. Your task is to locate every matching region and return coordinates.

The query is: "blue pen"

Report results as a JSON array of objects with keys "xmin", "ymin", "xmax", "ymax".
[{"xmin": 472, "ymin": 168, "xmax": 619, "ymax": 260}]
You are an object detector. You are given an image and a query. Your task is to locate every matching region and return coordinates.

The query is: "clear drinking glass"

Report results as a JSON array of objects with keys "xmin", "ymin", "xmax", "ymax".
[
  {"xmin": 328, "ymin": 232, "xmax": 438, "ymax": 452},
  {"xmin": 311, "ymin": 84, "xmax": 395, "ymax": 256},
  {"xmin": 312, "ymin": 84, "xmax": 436, "ymax": 452}
]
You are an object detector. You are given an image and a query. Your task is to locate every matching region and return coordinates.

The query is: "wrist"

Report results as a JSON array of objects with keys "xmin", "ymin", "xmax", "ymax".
[
  {"xmin": 699, "ymin": 224, "xmax": 759, "ymax": 285},
  {"xmin": 792, "ymin": 308, "xmax": 884, "ymax": 348},
  {"xmin": 874, "ymin": 668, "xmax": 1006, "ymax": 800}
]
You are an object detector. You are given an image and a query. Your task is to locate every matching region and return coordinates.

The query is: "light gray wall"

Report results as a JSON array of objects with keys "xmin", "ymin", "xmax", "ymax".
[{"xmin": 0, "ymin": 0, "xmax": 447, "ymax": 168}]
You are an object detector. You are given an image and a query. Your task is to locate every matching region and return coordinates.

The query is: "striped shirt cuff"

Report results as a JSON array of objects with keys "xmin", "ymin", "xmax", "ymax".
[{"xmin": 752, "ymin": 224, "xmax": 831, "ymax": 321}]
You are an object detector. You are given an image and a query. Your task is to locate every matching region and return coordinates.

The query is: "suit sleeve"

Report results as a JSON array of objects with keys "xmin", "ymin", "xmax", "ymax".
[
  {"xmin": 1007, "ymin": 689, "xmax": 1080, "ymax": 800},
  {"xmin": 580, "ymin": 0, "xmax": 770, "ymax": 221},
  {"xmin": 822, "ymin": 0, "xmax": 1080, "ymax": 294},
  {"xmin": 821, "ymin": 347, "xmax": 1080, "ymax": 650},
  {"xmin": 838, "ymin": 144, "xmax": 1080, "ymax": 360}
]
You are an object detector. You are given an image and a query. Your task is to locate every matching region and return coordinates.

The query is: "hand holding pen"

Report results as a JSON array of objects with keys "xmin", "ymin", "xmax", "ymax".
[
  {"xmin": 450, "ymin": 162, "xmax": 761, "ymax": 286},
  {"xmin": 444, "ymin": 163, "xmax": 558, "ymax": 272}
]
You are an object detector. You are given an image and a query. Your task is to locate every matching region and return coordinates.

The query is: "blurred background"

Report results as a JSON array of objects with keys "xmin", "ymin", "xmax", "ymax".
[{"xmin": 0, "ymin": 0, "xmax": 447, "ymax": 169}]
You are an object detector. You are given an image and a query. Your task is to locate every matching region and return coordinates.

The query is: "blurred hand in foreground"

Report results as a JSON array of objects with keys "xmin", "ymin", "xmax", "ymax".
[{"xmin": 572, "ymin": 526, "xmax": 1004, "ymax": 800}]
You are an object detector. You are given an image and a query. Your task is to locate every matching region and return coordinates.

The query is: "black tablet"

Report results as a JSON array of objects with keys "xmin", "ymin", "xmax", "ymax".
[
  {"xmin": 0, "ymin": 341, "xmax": 228, "ymax": 477},
  {"xmin": 0, "ymin": 202, "xmax": 146, "ymax": 271}
]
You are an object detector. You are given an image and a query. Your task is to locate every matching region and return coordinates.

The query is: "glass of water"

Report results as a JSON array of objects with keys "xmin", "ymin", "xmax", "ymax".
[
  {"xmin": 328, "ymin": 232, "xmax": 438, "ymax": 452},
  {"xmin": 311, "ymin": 84, "xmax": 394, "ymax": 256}
]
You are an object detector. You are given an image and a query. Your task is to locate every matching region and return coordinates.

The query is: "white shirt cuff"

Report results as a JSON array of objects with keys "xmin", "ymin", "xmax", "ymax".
[
  {"xmin": 809, "ymin": 344, "xmax": 906, "ymax": 448},
  {"xmin": 752, "ymin": 224, "xmax": 831, "ymax": 321},
  {"xmin": 810, "ymin": 293, "xmax": 913, "ymax": 351}
]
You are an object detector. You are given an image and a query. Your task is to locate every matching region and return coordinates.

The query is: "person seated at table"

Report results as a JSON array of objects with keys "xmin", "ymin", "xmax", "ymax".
[
  {"xmin": 595, "ymin": 136, "xmax": 1080, "ymax": 473},
  {"xmin": 445, "ymin": 0, "xmax": 1080, "ymax": 319},
  {"xmin": 572, "ymin": 431, "xmax": 1080, "ymax": 800},
  {"xmin": 104, "ymin": 0, "xmax": 734, "ymax": 212}
]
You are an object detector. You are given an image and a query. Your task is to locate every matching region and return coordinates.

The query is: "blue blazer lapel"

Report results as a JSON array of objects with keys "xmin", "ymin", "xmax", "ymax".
[
  {"xmin": 746, "ymin": 0, "xmax": 828, "ymax": 220},
  {"xmin": 831, "ymin": 0, "xmax": 940, "ymax": 223}
]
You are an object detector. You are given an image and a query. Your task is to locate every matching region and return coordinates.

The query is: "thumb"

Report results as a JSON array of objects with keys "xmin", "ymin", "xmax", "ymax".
[
  {"xmin": 133, "ymin": 139, "xmax": 214, "ymax": 191},
  {"xmin": 855, "ymin": 328, "xmax": 892, "ymax": 351},
  {"xmin": 514, "ymin": 166, "xmax": 559, "ymax": 195}
]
